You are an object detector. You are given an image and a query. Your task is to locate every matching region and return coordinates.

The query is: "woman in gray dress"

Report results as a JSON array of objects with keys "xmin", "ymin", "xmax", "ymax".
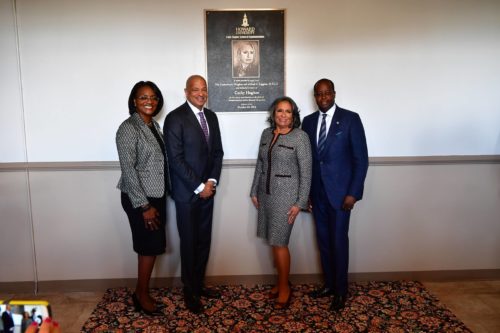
[{"xmin": 250, "ymin": 96, "xmax": 312, "ymax": 309}]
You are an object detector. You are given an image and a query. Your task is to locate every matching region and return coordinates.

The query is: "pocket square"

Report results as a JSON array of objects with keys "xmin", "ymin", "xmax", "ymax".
[{"xmin": 336, "ymin": 131, "xmax": 343, "ymax": 136}]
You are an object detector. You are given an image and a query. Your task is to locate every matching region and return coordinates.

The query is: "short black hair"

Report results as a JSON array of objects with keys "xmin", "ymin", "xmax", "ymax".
[
  {"xmin": 313, "ymin": 78, "xmax": 335, "ymax": 93},
  {"xmin": 267, "ymin": 96, "xmax": 301, "ymax": 129},
  {"xmin": 128, "ymin": 81, "xmax": 164, "ymax": 116}
]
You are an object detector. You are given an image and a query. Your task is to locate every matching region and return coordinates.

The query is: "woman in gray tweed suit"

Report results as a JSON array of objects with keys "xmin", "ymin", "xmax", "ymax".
[
  {"xmin": 250, "ymin": 96, "xmax": 312, "ymax": 309},
  {"xmin": 116, "ymin": 81, "xmax": 168, "ymax": 315}
]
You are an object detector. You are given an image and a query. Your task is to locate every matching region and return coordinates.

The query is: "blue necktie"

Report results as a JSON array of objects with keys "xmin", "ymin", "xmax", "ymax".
[
  {"xmin": 318, "ymin": 113, "xmax": 327, "ymax": 154},
  {"xmin": 198, "ymin": 111, "xmax": 209, "ymax": 143}
]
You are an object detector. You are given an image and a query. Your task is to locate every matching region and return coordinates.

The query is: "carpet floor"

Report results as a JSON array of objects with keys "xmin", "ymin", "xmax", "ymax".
[{"xmin": 81, "ymin": 281, "xmax": 471, "ymax": 332}]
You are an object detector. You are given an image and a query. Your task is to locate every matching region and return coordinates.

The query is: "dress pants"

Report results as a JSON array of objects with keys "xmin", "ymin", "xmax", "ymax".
[
  {"xmin": 313, "ymin": 182, "xmax": 351, "ymax": 296},
  {"xmin": 175, "ymin": 197, "xmax": 214, "ymax": 297}
]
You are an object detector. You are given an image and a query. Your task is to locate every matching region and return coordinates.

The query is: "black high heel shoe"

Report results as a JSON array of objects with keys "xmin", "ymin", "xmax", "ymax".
[
  {"xmin": 274, "ymin": 282, "xmax": 293, "ymax": 310},
  {"xmin": 132, "ymin": 293, "xmax": 163, "ymax": 316},
  {"xmin": 274, "ymin": 291, "xmax": 292, "ymax": 310}
]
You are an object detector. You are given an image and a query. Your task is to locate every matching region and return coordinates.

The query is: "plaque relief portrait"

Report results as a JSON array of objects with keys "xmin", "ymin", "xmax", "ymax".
[{"xmin": 232, "ymin": 40, "xmax": 260, "ymax": 78}]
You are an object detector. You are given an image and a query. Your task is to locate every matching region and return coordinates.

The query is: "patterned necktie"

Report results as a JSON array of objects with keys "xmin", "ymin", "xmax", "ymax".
[
  {"xmin": 198, "ymin": 111, "xmax": 209, "ymax": 143},
  {"xmin": 318, "ymin": 113, "xmax": 327, "ymax": 155}
]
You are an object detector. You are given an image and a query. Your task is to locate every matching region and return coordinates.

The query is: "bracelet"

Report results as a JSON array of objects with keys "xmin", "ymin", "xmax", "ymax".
[{"xmin": 140, "ymin": 204, "xmax": 151, "ymax": 212}]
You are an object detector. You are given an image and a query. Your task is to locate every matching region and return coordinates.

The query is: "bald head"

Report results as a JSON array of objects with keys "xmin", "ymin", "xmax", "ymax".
[
  {"xmin": 185, "ymin": 75, "xmax": 208, "ymax": 110},
  {"xmin": 186, "ymin": 75, "xmax": 206, "ymax": 88}
]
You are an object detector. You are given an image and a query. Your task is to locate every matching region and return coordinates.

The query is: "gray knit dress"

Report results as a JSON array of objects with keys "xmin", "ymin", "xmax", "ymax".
[{"xmin": 250, "ymin": 127, "xmax": 312, "ymax": 246}]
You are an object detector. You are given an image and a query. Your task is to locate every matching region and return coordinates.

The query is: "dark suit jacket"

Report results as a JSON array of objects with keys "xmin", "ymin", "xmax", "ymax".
[
  {"xmin": 164, "ymin": 102, "xmax": 224, "ymax": 203},
  {"xmin": 2, "ymin": 311, "xmax": 14, "ymax": 332},
  {"xmin": 302, "ymin": 106, "xmax": 368, "ymax": 209}
]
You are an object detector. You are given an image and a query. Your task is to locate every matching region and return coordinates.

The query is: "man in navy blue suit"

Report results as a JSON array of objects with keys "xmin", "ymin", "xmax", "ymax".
[
  {"xmin": 164, "ymin": 75, "xmax": 224, "ymax": 313},
  {"xmin": 1, "ymin": 304, "xmax": 14, "ymax": 333},
  {"xmin": 302, "ymin": 78, "xmax": 368, "ymax": 311}
]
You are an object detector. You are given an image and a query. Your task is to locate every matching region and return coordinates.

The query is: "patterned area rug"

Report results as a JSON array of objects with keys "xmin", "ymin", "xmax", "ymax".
[{"xmin": 81, "ymin": 281, "xmax": 471, "ymax": 332}]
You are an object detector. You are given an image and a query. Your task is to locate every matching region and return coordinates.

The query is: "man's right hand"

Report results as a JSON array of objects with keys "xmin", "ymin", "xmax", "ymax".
[{"xmin": 199, "ymin": 181, "xmax": 215, "ymax": 199}]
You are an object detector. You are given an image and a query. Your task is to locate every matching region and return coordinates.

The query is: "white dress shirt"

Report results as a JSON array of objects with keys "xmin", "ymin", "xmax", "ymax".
[{"xmin": 316, "ymin": 104, "xmax": 337, "ymax": 143}]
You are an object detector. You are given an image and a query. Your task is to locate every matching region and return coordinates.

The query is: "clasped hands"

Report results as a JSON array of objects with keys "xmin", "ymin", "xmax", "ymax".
[
  {"xmin": 142, "ymin": 205, "xmax": 160, "ymax": 230},
  {"xmin": 199, "ymin": 181, "xmax": 216, "ymax": 199}
]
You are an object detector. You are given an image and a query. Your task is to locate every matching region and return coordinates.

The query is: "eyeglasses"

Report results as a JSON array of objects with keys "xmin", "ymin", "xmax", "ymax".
[
  {"xmin": 314, "ymin": 91, "xmax": 334, "ymax": 98},
  {"xmin": 136, "ymin": 95, "xmax": 159, "ymax": 102}
]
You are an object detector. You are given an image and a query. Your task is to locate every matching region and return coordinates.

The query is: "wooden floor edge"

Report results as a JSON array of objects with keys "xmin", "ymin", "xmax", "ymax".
[{"xmin": 1, "ymin": 269, "xmax": 499, "ymax": 294}]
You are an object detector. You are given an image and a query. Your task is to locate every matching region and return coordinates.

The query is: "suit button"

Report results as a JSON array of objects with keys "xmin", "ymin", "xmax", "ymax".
[{"xmin": 320, "ymin": 161, "xmax": 323, "ymax": 165}]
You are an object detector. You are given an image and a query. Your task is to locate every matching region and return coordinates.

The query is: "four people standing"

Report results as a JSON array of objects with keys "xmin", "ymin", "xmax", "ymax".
[
  {"xmin": 250, "ymin": 97, "xmax": 312, "ymax": 309},
  {"xmin": 302, "ymin": 78, "xmax": 369, "ymax": 311},
  {"xmin": 116, "ymin": 75, "xmax": 367, "ymax": 314},
  {"xmin": 163, "ymin": 75, "xmax": 224, "ymax": 313}
]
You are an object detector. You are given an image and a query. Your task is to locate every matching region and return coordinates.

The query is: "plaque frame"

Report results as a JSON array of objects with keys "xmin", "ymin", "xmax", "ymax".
[{"xmin": 205, "ymin": 9, "xmax": 286, "ymax": 113}]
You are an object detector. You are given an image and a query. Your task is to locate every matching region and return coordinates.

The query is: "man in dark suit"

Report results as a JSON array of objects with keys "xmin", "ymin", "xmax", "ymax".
[
  {"xmin": 1, "ymin": 305, "xmax": 14, "ymax": 333},
  {"xmin": 302, "ymin": 78, "xmax": 369, "ymax": 311},
  {"xmin": 164, "ymin": 75, "xmax": 224, "ymax": 313}
]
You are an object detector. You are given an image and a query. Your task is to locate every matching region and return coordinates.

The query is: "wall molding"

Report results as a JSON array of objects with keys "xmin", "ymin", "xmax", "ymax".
[{"xmin": 1, "ymin": 155, "xmax": 499, "ymax": 171}]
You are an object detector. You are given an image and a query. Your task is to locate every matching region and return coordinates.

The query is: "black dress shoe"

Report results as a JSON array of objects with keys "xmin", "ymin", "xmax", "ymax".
[
  {"xmin": 309, "ymin": 286, "xmax": 334, "ymax": 298},
  {"xmin": 184, "ymin": 294, "xmax": 202, "ymax": 314},
  {"xmin": 330, "ymin": 295, "xmax": 346, "ymax": 311},
  {"xmin": 200, "ymin": 287, "xmax": 221, "ymax": 299}
]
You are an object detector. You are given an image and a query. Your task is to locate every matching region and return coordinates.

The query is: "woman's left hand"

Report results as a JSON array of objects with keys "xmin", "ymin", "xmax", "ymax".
[
  {"xmin": 287, "ymin": 205, "xmax": 301, "ymax": 224},
  {"xmin": 251, "ymin": 196, "xmax": 259, "ymax": 209},
  {"xmin": 142, "ymin": 206, "xmax": 160, "ymax": 231}
]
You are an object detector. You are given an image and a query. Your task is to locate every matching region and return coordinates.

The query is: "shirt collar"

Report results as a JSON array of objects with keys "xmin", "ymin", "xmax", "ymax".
[
  {"xmin": 186, "ymin": 100, "xmax": 204, "ymax": 116},
  {"xmin": 319, "ymin": 103, "xmax": 336, "ymax": 118}
]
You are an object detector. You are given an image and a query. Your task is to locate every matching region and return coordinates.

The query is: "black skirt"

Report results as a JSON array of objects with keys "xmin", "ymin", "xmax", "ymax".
[{"xmin": 121, "ymin": 192, "xmax": 166, "ymax": 256}]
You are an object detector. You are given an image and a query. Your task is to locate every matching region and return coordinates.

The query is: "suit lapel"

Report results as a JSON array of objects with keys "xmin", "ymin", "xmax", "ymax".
[
  {"xmin": 310, "ymin": 111, "xmax": 320, "ymax": 151},
  {"xmin": 133, "ymin": 113, "xmax": 154, "ymax": 141},
  {"xmin": 153, "ymin": 122, "xmax": 164, "ymax": 143},
  {"xmin": 132, "ymin": 113, "xmax": 164, "ymax": 148},
  {"xmin": 204, "ymin": 109, "xmax": 217, "ymax": 146}
]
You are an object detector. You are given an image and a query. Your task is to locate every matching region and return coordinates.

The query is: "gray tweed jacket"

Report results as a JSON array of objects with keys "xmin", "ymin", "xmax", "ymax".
[
  {"xmin": 116, "ymin": 112, "xmax": 168, "ymax": 208},
  {"xmin": 250, "ymin": 127, "xmax": 312, "ymax": 210}
]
